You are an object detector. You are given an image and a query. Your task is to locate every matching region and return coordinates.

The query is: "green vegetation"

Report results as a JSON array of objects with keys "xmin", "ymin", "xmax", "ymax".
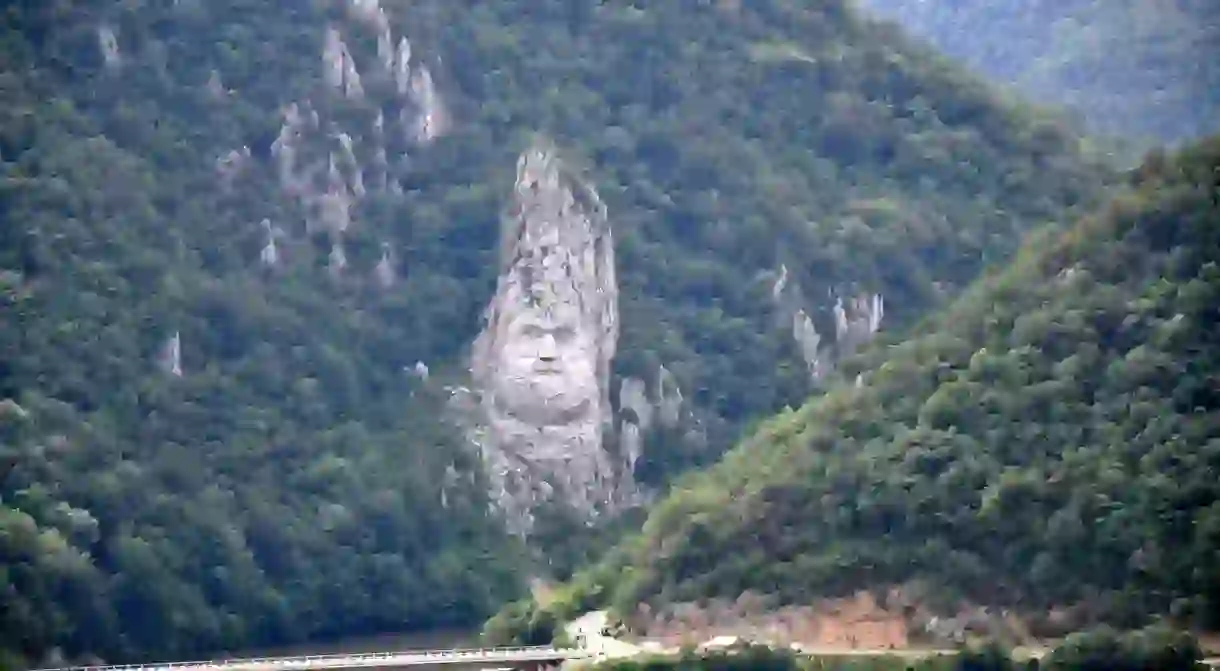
[
  {"xmin": 594, "ymin": 645, "xmax": 820, "ymax": 671},
  {"xmin": 855, "ymin": 0, "xmax": 1220, "ymax": 147},
  {"xmin": 481, "ymin": 599, "xmax": 564, "ymax": 648},
  {"xmin": 545, "ymin": 137, "xmax": 1220, "ymax": 632},
  {"xmin": 2, "ymin": 0, "xmax": 1115, "ymax": 666},
  {"xmin": 589, "ymin": 626, "xmax": 1208, "ymax": 670},
  {"xmin": 1041, "ymin": 625, "xmax": 1208, "ymax": 671}
]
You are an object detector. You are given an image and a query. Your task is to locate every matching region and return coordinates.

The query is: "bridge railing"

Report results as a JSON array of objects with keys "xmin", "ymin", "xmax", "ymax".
[{"xmin": 39, "ymin": 645, "xmax": 587, "ymax": 671}]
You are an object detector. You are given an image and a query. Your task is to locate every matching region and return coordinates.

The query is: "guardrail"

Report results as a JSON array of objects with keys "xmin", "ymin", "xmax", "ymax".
[
  {"xmin": 36, "ymin": 646, "xmax": 1219, "ymax": 671},
  {"xmin": 40, "ymin": 645, "xmax": 591, "ymax": 671}
]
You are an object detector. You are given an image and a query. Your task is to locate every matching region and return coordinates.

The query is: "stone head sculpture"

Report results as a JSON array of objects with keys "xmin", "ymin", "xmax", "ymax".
[
  {"xmin": 472, "ymin": 143, "xmax": 618, "ymax": 431},
  {"xmin": 466, "ymin": 141, "xmax": 623, "ymax": 535}
]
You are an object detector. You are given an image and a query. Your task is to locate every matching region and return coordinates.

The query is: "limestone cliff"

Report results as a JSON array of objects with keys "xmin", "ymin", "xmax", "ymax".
[
  {"xmin": 467, "ymin": 142, "xmax": 626, "ymax": 536},
  {"xmin": 771, "ymin": 263, "xmax": 884, "ymax": 382},
  {"xmin": 229, "ymin": 0, "xmax": 448, "ymax": 281}
]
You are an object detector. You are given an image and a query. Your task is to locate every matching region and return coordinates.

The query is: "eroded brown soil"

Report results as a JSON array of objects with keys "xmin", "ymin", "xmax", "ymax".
[{"xmin": 630, "ymin": 591, "xmax": 912, "ymax": 650}]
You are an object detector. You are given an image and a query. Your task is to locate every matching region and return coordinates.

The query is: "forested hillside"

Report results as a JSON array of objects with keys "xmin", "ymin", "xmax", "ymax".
[
  {"xmin": 3, "ymin": 0, "xmax": 1108, "ymax": 666},
  {"xmin": 544, "ymin": 137, "xmax": 1220, "ymax": 636},
  {"xmin": 854, "ymin": 0, "xmax": 1220, "ymax": 147}
]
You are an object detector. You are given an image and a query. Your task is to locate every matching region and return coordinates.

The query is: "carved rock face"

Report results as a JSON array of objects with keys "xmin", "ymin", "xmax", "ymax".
[
  {"xmin": 493, "ymin": 305, "xmax": 598, "ymax": 426},
  {"xmin": 468, "ymin": 142, "xmax": 622, "ymax": 535}
]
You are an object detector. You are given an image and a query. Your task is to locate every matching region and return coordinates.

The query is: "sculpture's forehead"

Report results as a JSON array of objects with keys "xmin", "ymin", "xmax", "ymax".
[
  {"xmin": 513, "ymin": 257, "xmax": 581, "ymax": 299},
  {"xmin": 507, "ymin": 301, "xmax": 582, "ymax": 328}
]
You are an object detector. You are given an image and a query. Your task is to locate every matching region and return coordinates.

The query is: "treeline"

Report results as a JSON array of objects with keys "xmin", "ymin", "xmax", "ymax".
[{"xmin": 854, "ymin": 0, "xmax": 1220, "ymax": 146}]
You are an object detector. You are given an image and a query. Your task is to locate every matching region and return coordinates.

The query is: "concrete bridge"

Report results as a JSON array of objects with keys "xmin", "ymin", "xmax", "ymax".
[
  {"xmin": 37, "ymin": 643, "xmax": 1220, "ymax": 670},
  {"xmin": 41, "ymin": 646, "xmax": 596, "ymax": 671}
]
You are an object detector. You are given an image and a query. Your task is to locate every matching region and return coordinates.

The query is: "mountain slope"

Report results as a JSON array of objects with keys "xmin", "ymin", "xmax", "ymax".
[
  {"xmin": 2, "ymin": 0, "xmax": 1108, "ymax": 665},
  {"xmin": 556, "ymin": 137, "xmax": 1220, "ymax": 635},
  {"xmin": 854, "ymin": 0, "xmax": 1220, "ymax": 147}
]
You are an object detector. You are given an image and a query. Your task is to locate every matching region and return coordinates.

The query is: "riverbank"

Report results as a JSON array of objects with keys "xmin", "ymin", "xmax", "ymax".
[
  {"xmin": 235, "ymin": 628, "xmax": 475, "ymax": 659},
  {"xmin": 557, "ymin": 606, "xmax": 1220, "ymax": 670}
]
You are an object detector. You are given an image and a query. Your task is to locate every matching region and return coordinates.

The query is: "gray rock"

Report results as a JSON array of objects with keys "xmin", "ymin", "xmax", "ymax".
[{"xmin": 468, "ymin": 141, "xmax": 625, "ymax": 536}]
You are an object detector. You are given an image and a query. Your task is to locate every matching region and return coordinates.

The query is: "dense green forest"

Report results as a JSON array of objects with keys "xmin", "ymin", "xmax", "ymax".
[
  {"xmin": 1, "ymin": 0, "xmax": 1116, "ymax": 666},
  {"xmin": 533, "ymin": 137, "xmax": 1220, "ymax": 635},
  {"xmin": 853, "ymin": 0, "xmax": 1220, "ymax": 147}
]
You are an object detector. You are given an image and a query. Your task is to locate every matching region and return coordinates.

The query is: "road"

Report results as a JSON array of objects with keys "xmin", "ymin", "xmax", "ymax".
[
  {"xmin": 562, "ymin": 611, "xmax": 1220, "ymax": 668},
  {"xmin": 39, "ymin": 647, "xmax": 590, "ymax": 671},
  {"xmin": 566, "ymin": 612, "xmax": 642, "ymax": 660},
  {"xmin": 40, "ymin": 620, "xmax": 1220, "ymax": 671}
]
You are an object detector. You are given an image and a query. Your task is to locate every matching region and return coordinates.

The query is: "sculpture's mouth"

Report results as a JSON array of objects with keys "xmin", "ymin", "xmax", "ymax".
[
  {"xmin": 532, "ymin": 364, "xmax": 562, "ymax": 375},
  {"xmin": 492, "ymin": 394, "xmax": 594, "ymax": 427}
]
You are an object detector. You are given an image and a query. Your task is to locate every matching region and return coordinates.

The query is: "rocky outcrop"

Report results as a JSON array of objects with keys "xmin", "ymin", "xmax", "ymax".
[
  {"xmin": 617, "ymin": 364, "xmax": 692, "ymax": 478},
  {"xmin": 158, "ymin": 331, "xmax": 182, "ymax": 377},
  {"xmin": 771, "ymin": 263, "xmax": 884, "ymax": 382},
  {"xmin": 323, "ymin": 27, "xmax": 364, "ymax": 100},
  {"xmin": 465, "ymin": 142, "xmax": 627, "ymax": 536},
  {"xmin": 259, "ymin": 218, "xmax": 282, "ymax": 267},
  {"xmin": 230, "ymin": 0, "xmax": 448, "ymax": 280},
  {"xmin": 97, "ymin": 25, "xmax": 121, "ymax": 70}
]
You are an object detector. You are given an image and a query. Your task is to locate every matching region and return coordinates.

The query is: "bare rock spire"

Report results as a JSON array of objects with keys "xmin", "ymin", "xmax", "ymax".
[
  {"xmin": 772, "ymin": 264, "xmax": 885, "ymax": 381},
  {"xmin": 466, "ymin": 141, "xmax": 624, "ymax": 536},
  {"xmin": 98, "ymin": 25, "xmax": 121, "ymax": 69},
  {"xmin": 158, "ymin": 331, "xmax": 182, "ymax": 377}
]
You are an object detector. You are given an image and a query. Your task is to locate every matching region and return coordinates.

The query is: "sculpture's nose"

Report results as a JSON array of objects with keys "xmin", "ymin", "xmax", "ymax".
[{"xmin": 537, "ymin": 333, "xmax": 558, "ymax": 362}]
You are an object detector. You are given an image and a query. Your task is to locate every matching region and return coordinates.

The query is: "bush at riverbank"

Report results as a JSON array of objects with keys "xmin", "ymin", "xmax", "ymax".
[{"xmin": 481, "ymin": 599, "xmax": 571, "ymax": 648}]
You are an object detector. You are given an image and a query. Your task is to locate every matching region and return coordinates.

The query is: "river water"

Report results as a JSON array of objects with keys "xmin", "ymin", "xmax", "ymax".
[{"xmin": 243, "ymin": 628, "xmax": 477, "ymax": 658}]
